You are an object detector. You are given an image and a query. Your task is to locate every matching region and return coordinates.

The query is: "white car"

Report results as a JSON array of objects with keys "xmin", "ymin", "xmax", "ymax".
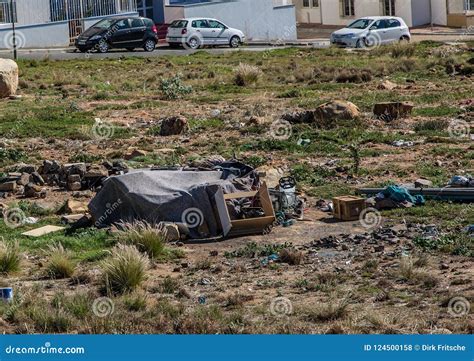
[
  {"xmin": 166, "ymin": 18, "xmax": 246, "ymax": 49},
  {"xmin": 330, "ymin": 16, "xmax": 411, "ymax": 48}
]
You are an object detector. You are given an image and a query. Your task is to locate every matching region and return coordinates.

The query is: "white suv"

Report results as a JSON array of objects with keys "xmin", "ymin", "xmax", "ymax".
[
  {"xmin": 331, "ymin": 16, "xmax": 411, "ymax": 48},
  {"xmin": 166, "ymin": 18, "xmax": 246, "ymax": 49}
]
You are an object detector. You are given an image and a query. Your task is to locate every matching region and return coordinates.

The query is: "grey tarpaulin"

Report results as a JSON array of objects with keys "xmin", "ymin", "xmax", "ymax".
[{"xmin": 88, "ymin": 163, "xmax": 258, "ymax": 239}]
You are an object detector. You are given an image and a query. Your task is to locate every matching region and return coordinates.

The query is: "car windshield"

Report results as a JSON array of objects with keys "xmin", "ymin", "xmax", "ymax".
[
  {"xmin": 347, "ymin": 19, "xmax": 373, "ymax": 29},
  {"xmin": 170, "ymin": 20, "xmax": 188, "ymax": 28},
  {"xmin": 93, "ymin": 19, "xmax": 115, "ymax": 29}
]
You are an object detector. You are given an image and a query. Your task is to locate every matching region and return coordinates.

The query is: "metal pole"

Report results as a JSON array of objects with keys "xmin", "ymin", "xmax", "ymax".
[{"xmin": 9, "ymin": 0, "xmax": 17, "ymax": 60}]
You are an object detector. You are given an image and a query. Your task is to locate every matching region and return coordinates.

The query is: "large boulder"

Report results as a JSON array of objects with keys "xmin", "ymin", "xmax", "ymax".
[
  {"xmin": 373, "ymin": 102, "xmax": 414, "ymax": 121},
  {"xmin": 314, "ymin": 100, "xmax": 360, "ymax": 122},
  {"xmin": 0, "ymin": 59, "xmax": 18, "ymax": 98},
  {"xmin": 160, "ymin": 116, "xmax": 188, "ymax": 136}
]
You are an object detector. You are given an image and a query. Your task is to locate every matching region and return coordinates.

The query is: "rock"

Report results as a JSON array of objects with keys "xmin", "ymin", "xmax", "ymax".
[
  {"xmin": 124, "ymin": 149, "xmax": 147, "ymax": 160},
  {"xmin": 0, "ymin": 181, "xmax": 16, "ymax": 192},
  {"xmin": 62, "ymin": 163, "xmax": 87, "ymax": 177},
  {"xmin": 159, "ymin": 222, "xmax": 180, "ymax": 242},
  {"xmin": 67, "ymin": 174, "xmax": 81, "ymax": 183},
  {"xmin": 84, "ymin": 165, "xmax": 108, "ymax": 178},
  {"xmin": 24, "ymin": 183, "xmax": 44, "ymax": 198},
  {"xmin": 373, "ymin": 245, "xmax": 385, "ymax": 253},
  {"xmin": 415, "ymin": 178, "xmax": 433, "ymax": 188},
  {"xmin": 42, "ymin": 160, "xmax": 61, "ymax": 174},
  {"xmin": 63, "ymin": 199, "xmax": 88, "ymax": 214},
  {"xmin": 67, "ymin": 182, "xmax": 82, "ymax": 191},
  {"xmin": 160, "ymin": 116, "xmax": 188, "ymax": 136},
  {"xmin": 281, "ymin": 110, "xmax": 315, "ymax": 124},
  {"xmin": 15, "ymin": 163, "xmax": 37, "ymax": 174},
  {"xmin": 0, "ymin": 59, "xmax": 19, "ymax": 97},
  {"xmin": 17, "ymin": 173, "xmax": 31, "ymax": 186},
  {"xmin": 314, "ymin": 100, "xmax": 360, "ymax": 124},
  {"xmin": 31, "ymin": 172, "xmax": 45, "ymax": 185},
  {"xmin": 373, "ymin": 102, "xmax": 414, "ymax": 120},
  {"xmin": 439, "ymin": 263, "xmax": 449, "ymax": 270},
  {"xmin": 377, "ymin": 80, "xmax": 398, "ymax": 90}
]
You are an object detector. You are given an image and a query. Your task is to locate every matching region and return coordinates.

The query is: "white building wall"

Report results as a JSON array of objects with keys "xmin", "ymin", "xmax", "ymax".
[
  {"xmin": 395, "ymin": 0, "xmax": 414, "ymax": 27},
  {"xmin": 431, "ymin": 0, "xmax": 448, "ymax": 25},
  {"xmin": 176, "ymin": 0, "xmax": 297, "ymax": 40},
  {"xmin": 410, "ymin": 0, "xmax": 431, "ymax": 26}
]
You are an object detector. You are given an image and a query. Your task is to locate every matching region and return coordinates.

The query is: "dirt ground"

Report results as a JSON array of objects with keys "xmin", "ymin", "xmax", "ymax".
[{"xmin": 0, "ymin": 41, "xmax": 473, "ymax": 334}]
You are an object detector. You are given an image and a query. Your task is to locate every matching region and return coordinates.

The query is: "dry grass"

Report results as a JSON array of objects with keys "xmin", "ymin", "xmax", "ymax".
[
  {"xmin": 234, "ymin": 63, "xmax": 262, "ymax": 86},
  {"xmin": 0, "ymin": 239, "xmax": 21, "ymax": 275},
  {"xmin": 45, "ymin": 243, "xmax": 75, "ymax": 279},
  {"xmin": 116, "ymin": 222, "xmax": 167, "ymax": 259},
  {"xmin": 102, "ymin": 244, "xmax": 150, "ymax": 294}
]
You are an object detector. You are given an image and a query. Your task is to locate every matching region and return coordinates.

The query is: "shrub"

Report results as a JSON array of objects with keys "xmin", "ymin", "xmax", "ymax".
[
  {"xmin": 45, "ymin": 243, "xmax": 76, "ymax": 279},
  {"xmin": 102, "ymin": 244, "xmax": 150, "ymax": 294},
  {"xmin": 390, "ymin": 43, "xmax": 416, "ymax": 58},
  {"xmin": 0, "ymin": 240, "xmax": 21, "ymax": 275},
  {"xmin": 159, "ymin": 74, "xmax": 192, "ymax": 100},
  {"xmin": 234, "ymin": 63, "xmax": 262, "ymax": 86},
  {"xmin": 116, "ymin": 222, "xmax": 167, "ymax": 259}
]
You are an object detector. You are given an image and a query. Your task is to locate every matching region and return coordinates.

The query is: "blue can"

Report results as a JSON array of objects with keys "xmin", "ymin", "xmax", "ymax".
[{"xmin": 0, "ymin": 288, "xmax": 13, "ymax": 303}]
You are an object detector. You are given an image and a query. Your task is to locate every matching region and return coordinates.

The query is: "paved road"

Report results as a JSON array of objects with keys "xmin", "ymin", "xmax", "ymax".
[
  {"xmin": 0, "ymin": 33, "xmax": 471, "ymax": 60},
  {"xmin": 0, "ymin": 44, "xmax": 292, "ymax": 60}
]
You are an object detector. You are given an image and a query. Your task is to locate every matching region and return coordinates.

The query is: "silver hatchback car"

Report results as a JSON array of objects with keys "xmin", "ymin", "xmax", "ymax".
[
  {"xmin": 166, "ymin": 18, "xmax": 246, "ymax": 49},
  {"xmin": 331, "ymin": 16, "xmax": 411, "ymax": 48}
]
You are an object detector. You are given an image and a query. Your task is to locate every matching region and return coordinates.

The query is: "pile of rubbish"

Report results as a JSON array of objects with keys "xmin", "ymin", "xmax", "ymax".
[
  {"xmin": 367, "ymin": 185, "xmax": 426, "ymax": 210},
  {"xmin": 0, "ymin": 160, "xmax": 128, "ymax": 198}
]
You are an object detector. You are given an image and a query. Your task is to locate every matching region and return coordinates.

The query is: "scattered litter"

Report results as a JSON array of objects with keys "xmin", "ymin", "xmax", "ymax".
[
  {"xmin": 21, "ymin": 225, "xmax": 65, "ymax": 238},
  {"xmin": 260, "ymin": 253, "xmax": 279, "ymax": 266},
  {"xmin": 61, "ymin": 214, "xmax": 86, "ymax": 224},
  {"xmin": 198, "ymin": 296, "xmax": 207, "ymax": 305},
  {"xmin": 297, "ymin": 138, "xmax": 311, "ymax": 146},
  {"xmin": 199, "ymin": 278, "xmax": 212, "ymax": 286},
  {"xmin": 0, "ymin": 287, "xmax": 13, "ymax": 303},
  {"xmin": 24, "ymin": 217, "xmax": 38, "ymax": 225},
  {"xmin": 449, "ymin": 175, "xmax": 474, "ymax": 187},
  {"xmin": 392, "ymin": 140, "xmax": 414, "ymax": 147}
]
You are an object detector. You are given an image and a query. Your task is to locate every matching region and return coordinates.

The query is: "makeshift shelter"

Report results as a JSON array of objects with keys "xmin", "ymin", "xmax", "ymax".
[{"xmin": 88, "ymin": 162, "xmax": 259, "ymax": 239}]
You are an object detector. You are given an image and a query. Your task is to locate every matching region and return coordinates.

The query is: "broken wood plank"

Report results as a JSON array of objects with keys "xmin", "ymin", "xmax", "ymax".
[{"xmin": 22, "ymin": 225, "xmax": 65, "ymax": 238}]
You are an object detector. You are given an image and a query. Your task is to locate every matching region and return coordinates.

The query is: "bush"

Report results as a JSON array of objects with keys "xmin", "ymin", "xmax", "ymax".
[
  {"xmin": 159, "ymin": 74, "xmax": 192, "ymax": 100},
  {"xmin": 0, "ymin": 240, "xmax": 21, "ymax": 275},
  {"xmin": 390, "ymin": 43, "xmax": 416, "ymax": 58},
  {"xmin": 234, "ymin": 63, "xmax": 262, "ymax": 86},
  {"xmin": 102, "ymin": 244, "xmax": 150, "ymax": 294},
  {"xmin": 45, "ymin": 243, "xmax": 76, "ymax": 279},
  {"xmin": 116, "ymin": 222, "xmax": 167, "ymax": 259}
]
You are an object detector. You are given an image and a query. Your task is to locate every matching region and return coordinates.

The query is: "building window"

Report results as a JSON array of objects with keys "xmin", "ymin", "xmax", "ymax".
[
  {"xmin": 303, "ymin": 0, "xmax": 318, "ymax": 7},
  {"xmin": 341, "ymin": 0, "xmax": 355, "ymax": 17},
  {"xmin": 49, "ymin": 0, "xmax": 137, "ymax": 22},
  {"xmin": 0, "ymin": 0, "xmax": 17, "ymax": 23},
  {"xmin": 467, "ymin": 0, "xmax": 474, "ymax": 11},
  {"xmin": 382, "ymin": 0, "xmax": 396, "ymax": 16},
  {"xmin": 137, "ymin": 0, "xmax": 153, "ymax": 18}
]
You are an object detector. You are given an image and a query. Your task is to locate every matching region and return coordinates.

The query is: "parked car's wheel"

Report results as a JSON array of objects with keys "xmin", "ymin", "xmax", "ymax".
[
  {"xmin": 144, "ymin": 39, "xmax": 156, "ymax": 52},
  {"xmin": 399, "ymin": 36, "xmax": 410, "ymax": 44},
  {"xmin": 126, "ymin": 47, "xmax": 135, "ymax": 52},
  {"xmin": 187, "ymin": 37, "xmax": 201, "ymax": 50},
  {"xmin": 97, "ymin": 42, "xmax": 109, "ymax": 53},
  {"xmin": 230, "ymin": 36, "xmax": 240, "ymax": 48}
]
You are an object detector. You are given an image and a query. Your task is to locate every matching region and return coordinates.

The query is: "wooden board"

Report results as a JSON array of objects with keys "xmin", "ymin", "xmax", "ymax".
[{"xmin": 22, "ymin": 225, "xmax": 65, "ymax": 238}]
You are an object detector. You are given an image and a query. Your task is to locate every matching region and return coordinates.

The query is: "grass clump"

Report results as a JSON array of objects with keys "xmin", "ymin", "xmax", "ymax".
[
  {"xmin": 45, "ymin": 243, "xmax": 75, "ymax": 279},
  {"xmin": 234, "ymin": 63, "xmax": 262, "ymax": 86},
  {"xmin": 390, "ymin": 43, "xmax": 416, "ymax": 58},
  {"xmin": 102, "ymin": 244, "xmax": 150, "ymax": 295},
  {"xmin": 116, "ymin": 222, "xmax": 183, "ymax": 260},
  {"xmin": 0, "ymin": 239, "xmax": 21, "ymax": 275}
]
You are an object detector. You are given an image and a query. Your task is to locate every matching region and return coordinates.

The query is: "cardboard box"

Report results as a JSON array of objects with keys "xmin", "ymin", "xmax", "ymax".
[
  {"xmin": 216, "ymin": 182, "xmax": 275, "ymax": 237},
  {"xmin": 332, "ymin": 196, "xmax": 366, "ymax": 221}
]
